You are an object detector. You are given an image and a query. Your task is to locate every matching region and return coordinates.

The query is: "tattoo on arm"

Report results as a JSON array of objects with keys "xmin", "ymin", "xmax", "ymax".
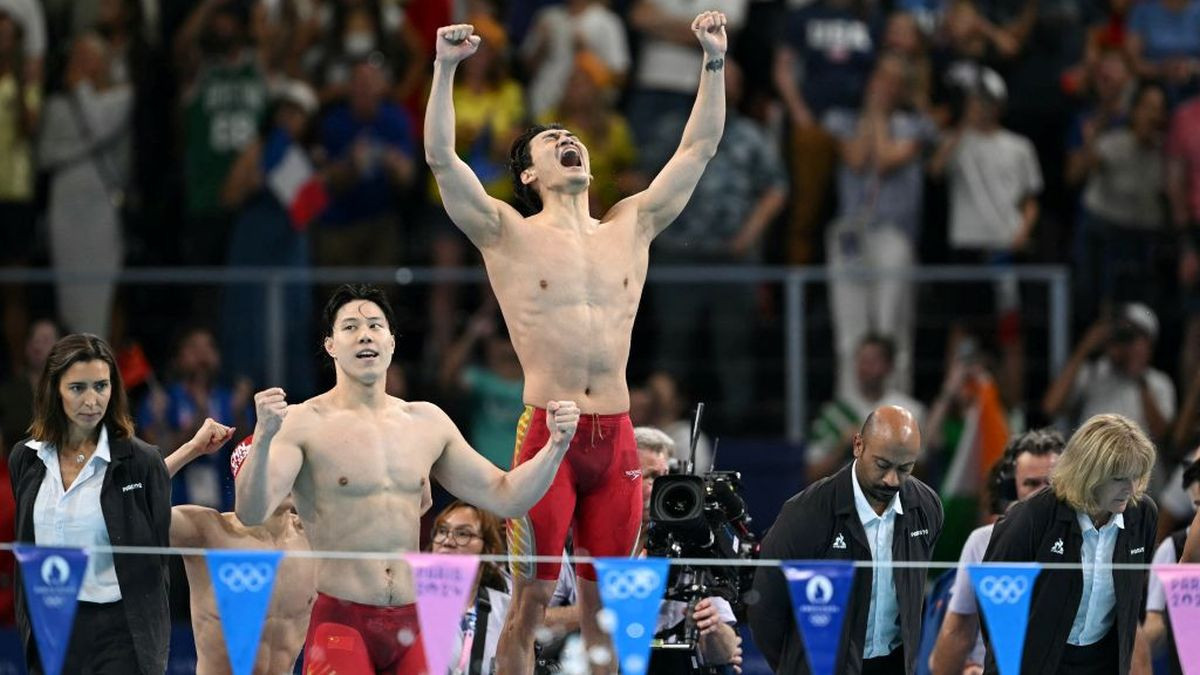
[{"xmin": 705, "ymin": 58, "xmax": 725, "ymax": 72}]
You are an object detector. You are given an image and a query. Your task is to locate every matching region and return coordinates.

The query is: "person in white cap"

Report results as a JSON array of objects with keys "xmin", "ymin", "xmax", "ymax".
[
  {"xmin": 218, "ymin": 77, "xmax": 323, "ymax": 398},
  {"xmin": 929, "ymin": 64, "xmax": 1043, "ymax": 410},
  {"xmin": 1042, "ymin": 302, "xmax": 1175, "ymax": 442}
]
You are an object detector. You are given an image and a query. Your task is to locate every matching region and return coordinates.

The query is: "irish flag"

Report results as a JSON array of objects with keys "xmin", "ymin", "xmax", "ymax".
[
  {"xmin": 935, "ymin": 377, "xmax": 1010, "ymax": 560},
  {"xmin": 263, "ymin": 129, "xmax": 328, "ymax": 231}
]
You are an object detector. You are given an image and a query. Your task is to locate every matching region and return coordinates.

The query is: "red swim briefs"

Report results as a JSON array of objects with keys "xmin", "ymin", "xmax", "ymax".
[{"xmin": 507, "ymin": 406, "xmax": 643, "ymax": 582}]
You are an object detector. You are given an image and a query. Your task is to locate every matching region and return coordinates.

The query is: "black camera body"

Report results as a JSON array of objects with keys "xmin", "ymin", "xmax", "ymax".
[{"xmin": 644, "ymin": 469, "xmax": 759, "ymax": 673}]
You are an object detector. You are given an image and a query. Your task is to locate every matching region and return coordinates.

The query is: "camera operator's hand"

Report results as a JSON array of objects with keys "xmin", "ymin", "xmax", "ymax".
[{"xmin": 693, "ymin": 598, "xmax": 723, "ymax": 635}]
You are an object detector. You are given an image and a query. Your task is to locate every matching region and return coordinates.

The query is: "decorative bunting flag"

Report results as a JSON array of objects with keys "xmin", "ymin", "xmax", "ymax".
[
  {"xmin": 406, "ymin": 553, "xmax": 480, "ymax": 675},
  {"xmin": 969, "ymin": 563, "xmax": 1040, "ymax": 675},
  {"xmin": 15, "ymin": 545, "xmax": 89, "ymax": 675},
  {"xmin": 782, "ymin": 560, "xmax": 855, "ymax": 675},
  {"xmin": 594, "ymin": 557, "xmax": 670, "ymax": 675},
  {"xmin": 1154, "ymin": 565, "xmax": 1200, "ymax": 675},
  {"xmin": 206, "ymin": 550, "xmax": 283, "ymax": 675}
]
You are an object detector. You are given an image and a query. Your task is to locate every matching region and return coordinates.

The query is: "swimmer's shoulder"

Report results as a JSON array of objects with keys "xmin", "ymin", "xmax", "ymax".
[
  {"xmin": 395, "ymin": 398, "xmax": 450, "ymax": 421},
  {"xmin": 396, "ymin": 399, "xmax": 459, "ymax": 434},
  {"xmin": 282, "ymin": 394, "xmax": 331, "ymax": 425}
]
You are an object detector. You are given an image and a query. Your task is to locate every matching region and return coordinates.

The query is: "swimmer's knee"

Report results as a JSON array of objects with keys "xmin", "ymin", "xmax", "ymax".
[{"xmin": 511, "ymin": 577, "xmax": 556, "ymax": 610}]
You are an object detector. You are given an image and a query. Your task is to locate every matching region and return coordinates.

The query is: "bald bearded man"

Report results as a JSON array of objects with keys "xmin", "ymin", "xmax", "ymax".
[{"xmin": 749, "ymin": 405, "xmax": 944, "ymax": 674}]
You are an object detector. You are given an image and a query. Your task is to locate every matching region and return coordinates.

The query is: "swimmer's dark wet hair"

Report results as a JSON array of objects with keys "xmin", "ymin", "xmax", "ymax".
[
  {"xmin": 509, "ymin": 123, "xmax": 564, "ymax": 215},
  {"xmin": 323, "ymin": 284, "xmax": 397, "ymax": 337}
]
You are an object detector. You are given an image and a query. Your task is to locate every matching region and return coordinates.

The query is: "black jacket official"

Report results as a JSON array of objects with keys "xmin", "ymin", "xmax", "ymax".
[
  {"xmin": 981, "ymin": 487, "xmax": 1156, "ymax": 675},
  {"xmin": 748, "ymin": 462, "xmax": 944, "ymax": 674},
  {"xmin": 10, "ymin": 434, "xmax": 172, "ymax": 675}
]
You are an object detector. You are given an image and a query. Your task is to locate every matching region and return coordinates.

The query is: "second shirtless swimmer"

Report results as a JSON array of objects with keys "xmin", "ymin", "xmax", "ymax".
[{"xmin": 234, "ymin": 283, "xmax": 580, "ymax": 674}]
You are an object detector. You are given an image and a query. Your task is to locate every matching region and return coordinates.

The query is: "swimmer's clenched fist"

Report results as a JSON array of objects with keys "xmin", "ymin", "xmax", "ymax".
[
  {"xmin": 546, "ymin": 401, "xmax": 580, "ymax": 447},
  {"xmin": 254, "ymin": 387, "xmax": 288, "ymax": 437},
  {"xmin": 692, "ymin": 11, "xmax": 728, "ymax": 58},
  {"xmin": 435, "ymin": 24, "xmax": 480, "ymax": 65}
]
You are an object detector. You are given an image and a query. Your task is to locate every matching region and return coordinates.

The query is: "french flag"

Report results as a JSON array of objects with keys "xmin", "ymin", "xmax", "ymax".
[{"xmin": 263, "ymin": 129, "xmax": 328, "ymax": 231}]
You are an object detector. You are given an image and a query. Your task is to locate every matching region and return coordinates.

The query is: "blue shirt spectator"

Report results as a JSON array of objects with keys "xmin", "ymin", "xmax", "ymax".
[
  {"xmin": 319, "ymin": 98, "xmax": 415, "ymax": 226},
  {"xmin": 1129, "ymin": 0, "xmax": 1200, "ymax": 63},
  {"xmin": 779, "ymin": 0, "xmax": 883, "ymax": 118}
]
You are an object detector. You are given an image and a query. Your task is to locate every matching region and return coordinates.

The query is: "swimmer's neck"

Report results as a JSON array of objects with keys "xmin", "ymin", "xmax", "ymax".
[
  {"xmin": 536, "ymin": 187, "xmax": 592, "ymax": 226},
  {"xmin": 329, "ymin": 373, "xmax": 391, "ymax": 409}
]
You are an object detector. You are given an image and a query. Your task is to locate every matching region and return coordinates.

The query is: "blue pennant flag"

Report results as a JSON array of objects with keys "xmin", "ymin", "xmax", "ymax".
[
  {"xmin": 782, "ymin": 560, "xmax": 855, "ymax": 675},
  {"xmin": 14, "ymin": 545, "xmax": 89, "ymax": 675},
  {"xmin": 206, "ymin": 550, "xmax": 283, "ymax": 675},
  {"xmin": 969, "ymin": 563, "xmax": 1040, "ymax": 675},
  {"xmin": 594, "ymin": 557, "xmax": 669, "ymax": 675}
]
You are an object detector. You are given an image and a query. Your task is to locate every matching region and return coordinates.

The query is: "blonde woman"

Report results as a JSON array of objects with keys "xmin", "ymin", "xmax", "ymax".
[{"xmin": 983, "ymin": 413, "xmax": 1157, "ymax": 675}]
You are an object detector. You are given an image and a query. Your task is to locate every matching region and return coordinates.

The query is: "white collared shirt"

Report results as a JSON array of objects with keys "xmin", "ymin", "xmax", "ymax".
[
  {"xmin": 1068, "ymin": 510, "xmax": 1123, "ymax": 646},
  {"xmin": 851, "ymin": 460, "xmax": 903, "ymax": 659},
  {"xmin": 30, "ymin": 427, "xmax": 121, "ymax": 603}
]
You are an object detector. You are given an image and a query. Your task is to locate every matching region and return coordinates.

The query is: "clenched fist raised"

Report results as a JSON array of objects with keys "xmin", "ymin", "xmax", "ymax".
[
  {"xmin": 435, "ymin": 24, "xmax": 481, "ymax": 65},
  {"xmin": 692, "ymin": 11, "xmax": 728, "ymax": 58},
  {"xmin": 254, "ymin": 388, "xmax": 289, "ymax": 437}
]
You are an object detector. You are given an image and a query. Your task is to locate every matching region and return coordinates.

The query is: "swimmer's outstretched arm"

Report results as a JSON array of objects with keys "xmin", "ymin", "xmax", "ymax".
[
  {"xmin": 235, "ymin": 388, "xmax": 304, "ymax": 525},
  {"xmin": 431, "ymin": 400, "xmax": 580, "ymax": 518},
  {"xmin": 625, "ymin": 11, "xmax": 728, "ymax": 239},
  {"xmin": 425, "ymin": 24, "xmax": 519, "ymax": 249},
  {"xmin": 163, "ymin": 417, "xmax": 234, "ymax": 479}
]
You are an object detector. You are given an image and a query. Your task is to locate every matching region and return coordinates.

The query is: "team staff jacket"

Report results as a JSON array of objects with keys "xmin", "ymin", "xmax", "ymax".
[
  {"xmin": 748, "ymin": 463, "xmax": 944, "ymax": 674},
  {"xmin": 981, "ymin": 487, "xmax": 1156, "ymax": 675},
  {"xmin": 9, "ymin": 436, "xmax": 172, "ymax": 675}
]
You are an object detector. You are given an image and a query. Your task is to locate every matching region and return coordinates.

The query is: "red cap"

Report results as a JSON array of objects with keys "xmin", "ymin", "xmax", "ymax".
[{"xmin": 230, "ymin": 436, "xmax": 253, "ymax": 479}]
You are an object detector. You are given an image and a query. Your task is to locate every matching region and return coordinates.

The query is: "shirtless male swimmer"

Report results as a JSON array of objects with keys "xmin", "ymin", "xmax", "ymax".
[
  {"xmin": 425, "ymin": 11, "xmax": 728, "ymax": 672},
  {"xmin": 235, "ymin": 284, "xmax": 580, "ymax": 673}
]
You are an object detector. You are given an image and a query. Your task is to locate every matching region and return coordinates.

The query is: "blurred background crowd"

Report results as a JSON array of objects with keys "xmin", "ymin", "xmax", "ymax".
[{"xmin": 1, "ymin": 0, "xmax": 1199, "ymax": 648}]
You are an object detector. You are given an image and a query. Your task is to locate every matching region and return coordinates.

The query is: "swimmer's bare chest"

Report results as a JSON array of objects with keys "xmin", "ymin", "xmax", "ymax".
[
  {"xmin": 483, "ymin": 213, "xmax": 650, "ymax": 410},
  {"xmin": 293, "ymin": 404, "xmax": 441, "ymax": 548}
]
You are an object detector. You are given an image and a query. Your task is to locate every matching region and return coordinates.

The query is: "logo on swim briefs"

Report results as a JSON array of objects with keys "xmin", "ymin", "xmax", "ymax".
[
  {"xmin": 39, "ymin": 556, "xmax": 70, "ymax": 587},
  {"xmin": 601, "ymin": 568, "xmax": 662, "ymax": 600},
  {"xmin": 832, "ymin": 533, "xmax": 847, "ymax": 550},
  {"xmin": 979, "ymin": 575, "xmax": 1029, "ymax": 604},
  {"xmin": 217, "ymin": 562, "xmax": 274, "ymax": 593},
  {"xmin": 625, "ymin": 469, "xmax": 642, "ymax": 481},
  {"xmin": 1051, "ymin": 538, "xmax": 1064, "ymax": 555}
]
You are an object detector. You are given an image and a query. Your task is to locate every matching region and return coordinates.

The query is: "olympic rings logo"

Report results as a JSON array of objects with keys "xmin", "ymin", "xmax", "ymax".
[
  {"xmin": 979, "ymin": 575, "xmax": 1028, "ymax": 604},
  {"xmin": 601, "ymin": 568, "xmax": 662, "ymax": 600},
  {"xmin": 217, "ymin": 562, "xmax": 274, "ymax": 593}
]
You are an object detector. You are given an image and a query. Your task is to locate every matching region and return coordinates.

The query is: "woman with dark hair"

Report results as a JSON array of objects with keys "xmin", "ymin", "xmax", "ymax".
[
  {"xmin": 429, "ymin": 499, "xmax": 511, "ymax": 675},
  {"xmin": 9, "ymin": 333, "xmax": 230, "ymax": 674}
]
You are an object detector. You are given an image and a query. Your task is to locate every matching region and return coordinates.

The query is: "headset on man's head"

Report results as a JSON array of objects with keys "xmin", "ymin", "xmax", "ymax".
[{"xmin": 990, "ymin": 429, "xmax": 1067, "ymax": 504}]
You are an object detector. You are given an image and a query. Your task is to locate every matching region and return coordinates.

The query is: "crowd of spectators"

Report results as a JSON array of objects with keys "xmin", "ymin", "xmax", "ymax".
[{"xmin": 3, "ymin": 0, "xmax": 1200, "ymax": 614}]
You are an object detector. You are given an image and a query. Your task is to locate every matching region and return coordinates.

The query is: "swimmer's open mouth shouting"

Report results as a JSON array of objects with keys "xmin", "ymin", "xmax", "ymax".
[{"xmin": 558, "ymin": 143, "xmax": 583, "ymax": 169}]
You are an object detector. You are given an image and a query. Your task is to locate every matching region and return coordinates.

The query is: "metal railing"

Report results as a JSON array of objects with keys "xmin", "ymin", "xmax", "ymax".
[{"xmin": 0, "ymin": 264, "xmax": 1070, "ymax": 442}]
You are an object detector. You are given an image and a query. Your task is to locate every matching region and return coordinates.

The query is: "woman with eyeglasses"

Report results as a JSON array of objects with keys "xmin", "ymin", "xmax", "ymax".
[
  {"xmin": 9, "ymin": 333, "xmax": 231, "ymax": 675},
  {"xmin": 430, "ymin": 499, "xmax": 511, "ymax": 675}
]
